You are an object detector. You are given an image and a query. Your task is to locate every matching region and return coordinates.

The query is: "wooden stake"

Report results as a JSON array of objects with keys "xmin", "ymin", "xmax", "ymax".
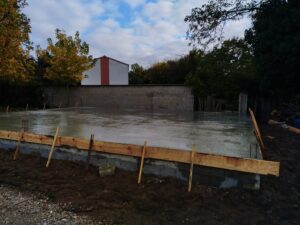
[
  {"xmin": 25, "ymin": 104, "xmax": 29, "ymax": 111},
  {"xmin": 138, "ymin": 141, "xmax": 147, "ymax": 184},
  {"xmin": 46, "ymin": 127, "xmax": 60, "ymax": 168},
  {"xmin": 85, "ymin": 134, "xmax": 94, "ymax": 170},
  {"xmin": 6, "ymin": 105, "xmax": 9, "ymax": 113},
  {"xmin": 43, "ymin": 103, "xmax": 46, "ymax": 110},
  {"xmin": 249, "ymin": 108, "xmax": 265, "ymax": 151},
  {"xmin": 188, "ymin": 145, "xmax": 196, "ymax": 192},
  {"xmin": 13, "ymin": 128, "xmax": 25, "ymax": 160}
]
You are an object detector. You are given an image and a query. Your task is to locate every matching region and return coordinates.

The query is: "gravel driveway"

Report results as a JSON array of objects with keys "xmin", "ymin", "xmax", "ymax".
[{"xmin": 0, "ymin": 185, "xmax": 106, "ymax": 225}]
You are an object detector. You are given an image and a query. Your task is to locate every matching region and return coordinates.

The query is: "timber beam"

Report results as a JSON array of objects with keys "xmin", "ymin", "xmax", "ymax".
[{"xmin": 0, "ymin": 130, "xmax": 280, "ymax": 176}]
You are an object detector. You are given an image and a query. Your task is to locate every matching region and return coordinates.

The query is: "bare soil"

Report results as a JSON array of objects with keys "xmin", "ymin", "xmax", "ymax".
[{"xmin": 0, "ymin": 124, "xmax": 299, "ymax": 225}]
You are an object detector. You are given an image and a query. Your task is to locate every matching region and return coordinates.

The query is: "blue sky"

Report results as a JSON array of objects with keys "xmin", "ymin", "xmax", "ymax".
[{"xmin": 24, "ymin": 0, "xmax": 251, "ymax": 67}]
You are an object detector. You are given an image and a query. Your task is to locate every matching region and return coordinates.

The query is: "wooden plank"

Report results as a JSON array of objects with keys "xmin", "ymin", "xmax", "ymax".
[
  {"xmin": 13, "ymin": 129, "xmax": 24, "ymax": 160},
  {"xmin": 249, "ymin": 108, "xmax": 265, "ymax": 152},
  {"xmin": 188, "ymin": 145, "xmax": 196, "ymax": 192},
  {"xmin": 0, "ymin": 129, "xmax": 280, "ymax": 176},
  {"xmin": 287, "ymin": 126, "xmax": 300, "ymax": 134},
  {"xmin": 46, "ymin": 127, "xmax": 60, "ymax": 168},
  {"xmin": 268, "ymin": 119, "xmax": 300, "ymax": 134},
  {"xmin": 85, "ymin": 134, "xmax": 94, "ymax": 170},
  {"xmin": 138, "ymin": 141, "xmax": 147, "ymax": 184}
]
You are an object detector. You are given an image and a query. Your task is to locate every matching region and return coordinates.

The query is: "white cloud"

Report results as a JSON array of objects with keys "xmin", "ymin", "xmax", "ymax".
[
  {"xmin": 23, "ymin": 0, "xmax": 251, "ymax": 68},
  {"xmin": 122, "ymin": 0, "xmax": 145, "ymax": 8}
]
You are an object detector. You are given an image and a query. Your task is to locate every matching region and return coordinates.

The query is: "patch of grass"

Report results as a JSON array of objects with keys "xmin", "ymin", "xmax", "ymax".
[{"xmin": 45, "ymin": 192, "xmax": 56, "ymax": 201}]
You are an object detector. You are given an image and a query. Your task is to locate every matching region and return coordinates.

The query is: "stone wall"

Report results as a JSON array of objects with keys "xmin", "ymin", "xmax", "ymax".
[{"xmin": 43, "ymin": 85, "xmax": 194, "ymax": 112}]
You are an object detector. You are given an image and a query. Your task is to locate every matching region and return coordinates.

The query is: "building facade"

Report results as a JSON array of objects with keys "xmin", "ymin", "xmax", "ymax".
[{"xmin": 81, "ymin": 56, "xmax": 129, "ymax": 85}]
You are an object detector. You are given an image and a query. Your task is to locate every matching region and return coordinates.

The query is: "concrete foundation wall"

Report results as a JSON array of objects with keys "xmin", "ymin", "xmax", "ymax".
[
  {"xmin": 43, "ymin": 86, "xmax": 194, "ymax": 112},
  {"xmin": 0, "ymin": 140, "xmax": 260, "ymax": 189}
]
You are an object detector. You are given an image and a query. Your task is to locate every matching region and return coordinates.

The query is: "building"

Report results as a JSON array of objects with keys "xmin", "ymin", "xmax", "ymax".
[{"xmin": 81, "ymin": 56, "xmax": 129, "ymax": 85}]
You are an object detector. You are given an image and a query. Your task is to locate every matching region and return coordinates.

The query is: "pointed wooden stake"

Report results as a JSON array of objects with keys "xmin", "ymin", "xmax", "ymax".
[
  {"xmin": 249, "ymin": 108, "xmax": 265, "ymax": 152},
  {"xmin": 85, "ymin": 134, "xmax": 94, "ymax": 170},
  {"xmin": 13, "ymin": 128, "xmax": 25, "ymax": 160},
  {"xmin": 138, "ymin": 141, "xmax": 147, "ymax": 184},
  {"xmin": 46, "ymin": 127, "xmax": 60, "ymax": 168},
  {"xmin": 188, "ymin": 145, "xmax": 196, "ymax": 192}
]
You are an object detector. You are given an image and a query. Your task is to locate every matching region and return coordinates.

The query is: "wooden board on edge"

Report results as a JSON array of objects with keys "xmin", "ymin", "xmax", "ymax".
[{"xmin": 0, "ymin": 129, "xmax": 280, "ymax": 176}]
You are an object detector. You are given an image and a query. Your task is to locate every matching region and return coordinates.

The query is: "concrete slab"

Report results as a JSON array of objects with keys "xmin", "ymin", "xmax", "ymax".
[
  {"xmin": 0, "ymin": 108, "xmax": 262, "ymax": 189},
  {"xmin": 0, "ymin": 108, "xmax": 261, "ymax": 159}
]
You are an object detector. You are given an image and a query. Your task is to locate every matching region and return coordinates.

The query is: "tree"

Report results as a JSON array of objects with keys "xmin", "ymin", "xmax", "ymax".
[
  {"xmin": 245, "ymin": 0, "xmax": 300, "ymax": 97},
  {"xmin": 184, "ymin": 0, "xmax": 260, "ymax": 48},
  {"xmin": 0, "ymin": 0, "xmax": 34, "ymax": 84},
  {"xmin": 137, "ymin": 50, "xmax": 203, "ymax": 85},
  {"xmin": 187, "ymin": 38, "xmax": 256, "ymax": 106},
  {"xmin": 36, "ymin": 29, "xmax": 94, "ymax": 86},
  {"xmin": 145, "ymin": 62, "xmax": 170, "ymax": 84},
  {"xmin": 129, "ymin": 63, "xmax": 145, "ymax": 84},
  {"xmin": 185, "ymin": 0, "xmax": 300, "ymax": 99}
]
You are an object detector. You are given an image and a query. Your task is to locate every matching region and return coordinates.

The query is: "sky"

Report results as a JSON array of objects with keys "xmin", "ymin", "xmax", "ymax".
[{"xmin": 24, "ymin": 0, "xmax": 251, "ymax": 68}]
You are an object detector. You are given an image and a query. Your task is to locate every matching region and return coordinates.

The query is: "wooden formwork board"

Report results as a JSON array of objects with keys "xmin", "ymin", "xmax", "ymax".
[
  {"xmin": 249, "ymin": 108, "xmax": 265, "ymax": 153},
  {"xmin": 0, "ymin": 130, "xmax": 280, "ymax": 176}
]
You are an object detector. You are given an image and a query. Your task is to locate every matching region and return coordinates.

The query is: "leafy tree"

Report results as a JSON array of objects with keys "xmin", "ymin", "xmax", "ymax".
[
  {"xmin": 245, "ymin": 0, "xmax": 300, "ymax": 97},
  {"xmin": 0, "ymin": 0, "xmax": 35, "ymax": 84},
  {"xmin": 163, "ymin": 50, "xmax": 204, "ymax": 84},
  {"xmin": 145, "ymin": 62, "xmax": 170, "ymax": 84},
  {"xmin": 36, "ymin": 29, "xmax": 94, "ymax": 86},
  {"xmin": 185, "ymin": 0, "xmax": 300, "ymax": 99},
  {"xmin": 129, "ymin": 63, "xmax": 145, "ymax": 84},
  {"xmin": 186, "ymin": 38, "xmax": 256, "ymax": 107},
  {"xmin": 139, "ymin": 50, "xmax": 203, "ymax": 85}
]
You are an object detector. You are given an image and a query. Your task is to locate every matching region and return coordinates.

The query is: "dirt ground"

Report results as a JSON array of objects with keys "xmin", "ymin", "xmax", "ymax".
[{"xmin": 0, "ymin": 124, "xmax": 299, "ymax": 225}]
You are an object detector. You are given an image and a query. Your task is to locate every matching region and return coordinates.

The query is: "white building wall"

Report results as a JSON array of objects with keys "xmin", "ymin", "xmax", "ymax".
[
  {"xmin": 81, "ymin": 59, "xmax": 101, "ymax": 85},
  {"xmin": 109, "ymin": 59, "xmax": 129, "ymax": 85}
]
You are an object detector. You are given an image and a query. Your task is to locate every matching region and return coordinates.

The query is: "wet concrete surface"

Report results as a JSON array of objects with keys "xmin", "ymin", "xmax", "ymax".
[{"xmin": 0, "ymin": 108, "xmax": 260, "ymax": 159}]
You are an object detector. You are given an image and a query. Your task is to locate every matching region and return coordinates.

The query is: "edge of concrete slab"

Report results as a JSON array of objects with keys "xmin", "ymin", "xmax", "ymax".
[{"xmin": 0, "ymin": 139, "xmax": 260, "ymax": 189}]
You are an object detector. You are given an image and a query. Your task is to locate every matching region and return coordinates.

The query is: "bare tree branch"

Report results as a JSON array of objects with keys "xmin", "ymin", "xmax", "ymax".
[{"xmin": 184, "ymin": 0, "xmax": 260, "ymax": 49}]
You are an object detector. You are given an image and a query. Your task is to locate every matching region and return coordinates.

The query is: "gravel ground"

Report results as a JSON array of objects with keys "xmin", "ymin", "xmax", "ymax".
[{"xmin": 0, "ymin": 185, "xmax": 109, "ymax": 225}]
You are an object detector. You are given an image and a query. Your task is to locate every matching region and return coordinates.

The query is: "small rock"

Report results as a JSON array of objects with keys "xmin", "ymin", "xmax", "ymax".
[{"xmin": 98, "ymin": 163, "xmax": 115, "ymax": 177}]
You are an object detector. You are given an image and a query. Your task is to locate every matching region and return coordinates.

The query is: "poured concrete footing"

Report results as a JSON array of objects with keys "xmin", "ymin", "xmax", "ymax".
[{"xmin": 0, "ymin": 140, "xmax": 260, "ymax": 190}]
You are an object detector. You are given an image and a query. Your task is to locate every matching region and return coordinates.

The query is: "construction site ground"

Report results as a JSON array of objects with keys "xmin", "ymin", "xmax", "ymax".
[{"xmin": 0, "ymin": 124, "xmax": 299, "ymax": 225}]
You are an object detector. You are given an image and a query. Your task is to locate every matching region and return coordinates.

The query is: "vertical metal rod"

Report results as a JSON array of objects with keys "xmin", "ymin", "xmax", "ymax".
[
  {"xmin": 13, "ymin": 128, "xmax": 24, "ymax": 160},
  {"xmin": 255, "ymin": 144, "xmax": 258, "ymax": 158},
  {"xmin": 85, "ymin": 134, "xmax": 94, "ymax": 170}
]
